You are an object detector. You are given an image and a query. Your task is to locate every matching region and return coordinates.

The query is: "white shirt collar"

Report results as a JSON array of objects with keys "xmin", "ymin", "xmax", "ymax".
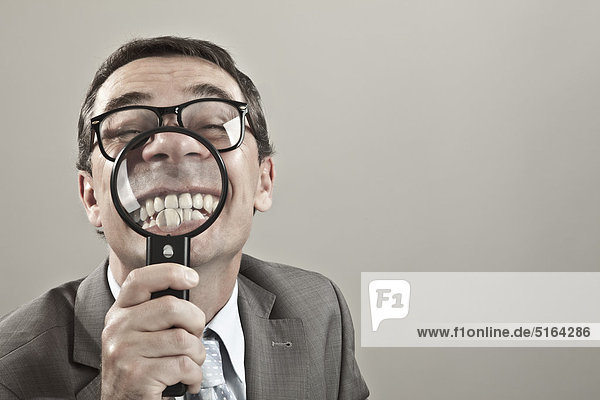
[
  {"xmin": 106, "ymin": 265, "xmax": 246, "ymax": 385},
  {"xmin": 205, "ymin": 279, "xmax": 245, "ymax": 385}
]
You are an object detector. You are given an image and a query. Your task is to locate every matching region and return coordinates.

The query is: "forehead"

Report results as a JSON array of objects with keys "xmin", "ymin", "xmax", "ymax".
[{"xmin": 93, "ymin": 56, "xmax": 244, "ymax": 115}]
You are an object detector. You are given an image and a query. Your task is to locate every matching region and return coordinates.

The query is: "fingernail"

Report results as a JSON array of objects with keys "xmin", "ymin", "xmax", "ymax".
[{"xmin": 185, "ymin": 268, "xmax": 199, "ymax": 284}]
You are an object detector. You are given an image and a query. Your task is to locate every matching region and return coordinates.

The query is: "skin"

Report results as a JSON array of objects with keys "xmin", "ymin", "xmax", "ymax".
[{"xmin": 77, "ymin": 56, "xmax": 275, "ymax": 398}]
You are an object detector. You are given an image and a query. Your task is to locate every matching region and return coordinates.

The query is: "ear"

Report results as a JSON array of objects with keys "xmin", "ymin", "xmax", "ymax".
[
  {"xmin": 254, "ymin": 157, "xmax": 275, "ymax": 212},
  {"xmin": 78, "ymin": 171, "xmax": 102, "ymax": 227}
]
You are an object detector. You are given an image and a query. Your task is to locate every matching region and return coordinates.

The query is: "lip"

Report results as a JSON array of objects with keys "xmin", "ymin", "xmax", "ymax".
[
  {"xmin": 142, "ymin": 218, "xmax": 210, "ymax": 236},
  {"xmin": 133, "ymin": 186, "xmax": 222, "ymax": 204},
  {"xmin": 125, "ymin": 158, "xmax": 223, "ymax": 194}
]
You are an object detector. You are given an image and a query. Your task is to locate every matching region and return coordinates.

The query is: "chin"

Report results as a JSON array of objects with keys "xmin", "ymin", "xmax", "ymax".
[{"xmin": 107, "ymin": 235, "xmax": 147, "ymax": 270}]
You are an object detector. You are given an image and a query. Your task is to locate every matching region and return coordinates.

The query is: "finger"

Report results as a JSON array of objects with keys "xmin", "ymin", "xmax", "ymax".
[
  {"xmin": 186, "ymin": 380, "xmax": 204, "ymax": 396},
  {"xmin": 152, "ymin": 355, "xmax": 204, "ymax": 394},
  {"xmin": 101, "ymin": 328, "xmax": 205, "ymax": 397},
  {"xmin": 109, "ymin": 355, "xmax": 203, "ymax": 397},
  {"xmin": 117, "ymin": 263, "xmax": 199, "ymax": 307},
  {"xmin": 138, "ymin": 328, "xmax": 206, "ymax": 367},
  {"xmin": 114, "ymin": 296, "xmax": 205, "ymax": 336}
]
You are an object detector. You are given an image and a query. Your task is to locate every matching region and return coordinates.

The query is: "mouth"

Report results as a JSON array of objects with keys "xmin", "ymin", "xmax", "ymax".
[{"xmin": 129, "ymin": 191, "xmax": 219, "ymax": 230}]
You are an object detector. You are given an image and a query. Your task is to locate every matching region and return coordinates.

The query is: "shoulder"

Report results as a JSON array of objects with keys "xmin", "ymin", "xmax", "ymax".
[
  {"xmin": 0, "ymin": 276, "xmax": 102, "ymax": 397},
  {"xmin": 0, "ymin": 278, "xmax": 83, "ymax": 359},
  {"xmin": 239, "ymin": 253, "xmax": 346, "ymax": 320},
  {"xmin": 0, "ymin": 278, "xmax": 84, "ymax": 396}
]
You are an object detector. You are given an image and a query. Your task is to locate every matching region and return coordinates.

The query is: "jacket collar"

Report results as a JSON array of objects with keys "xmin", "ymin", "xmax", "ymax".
[
  {"xmin": 73, "ymin": 260, "xmax": 113, "ymax": 370},
  {"xmin": 73, "ymin": 260, "xmax": 113, "ymax": 399}
]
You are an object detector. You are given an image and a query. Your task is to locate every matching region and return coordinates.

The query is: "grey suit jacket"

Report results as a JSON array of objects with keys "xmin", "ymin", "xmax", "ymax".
[{"xmin": 0, "ymin": 254, "xmax": 369, "ymax": 399}]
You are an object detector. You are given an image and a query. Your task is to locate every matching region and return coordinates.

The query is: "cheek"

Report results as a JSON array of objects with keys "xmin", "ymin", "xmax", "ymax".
[
  {"xmin": 223, "ymin": 153, "xmax": 260, "ymax": 204},
  {"xmin": 90, "ymin": 157, "xmax": 118, "ymax": 220}
]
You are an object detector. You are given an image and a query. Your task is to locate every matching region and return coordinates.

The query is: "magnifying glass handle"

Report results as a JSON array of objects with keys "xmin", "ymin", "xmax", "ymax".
[
  {"xmin": 147, "ymin": 235, "xmax": 190, "ymax": 396},
  {"xmin": 148, "ymin": 235, "xmax": 190, "ymax": 299}
]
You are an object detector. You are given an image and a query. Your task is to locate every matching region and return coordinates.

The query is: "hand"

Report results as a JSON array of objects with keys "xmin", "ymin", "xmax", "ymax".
[{"xmin": 101, "ymin": 263, "xmax": 205, "ymax": 399}]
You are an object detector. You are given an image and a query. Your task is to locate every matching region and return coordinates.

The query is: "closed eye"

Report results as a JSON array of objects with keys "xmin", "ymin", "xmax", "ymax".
[
  {"xmin": 104, "ymin": 128, "xmax": 142, "ymax": 139},
  {"xmin": 197, "ymin": 124, "xmax": 228, "ymax": 134}
]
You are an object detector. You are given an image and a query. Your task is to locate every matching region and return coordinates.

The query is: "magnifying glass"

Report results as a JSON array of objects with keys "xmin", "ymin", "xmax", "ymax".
[{"xmin": 110, "ymin": 126, "xmax": 228, "ymax": 396}]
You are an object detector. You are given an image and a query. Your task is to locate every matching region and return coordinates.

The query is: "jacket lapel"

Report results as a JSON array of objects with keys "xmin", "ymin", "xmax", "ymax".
[
  {"xmin": 72, "ymin": 261, "xmax": 114, "ymax": 399},
  {"xmin": 238, "ymin": 274, "xmax": 308, "ymax": 400}
]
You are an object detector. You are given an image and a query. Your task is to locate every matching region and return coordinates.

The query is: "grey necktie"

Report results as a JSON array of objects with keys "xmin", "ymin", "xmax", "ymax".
[{"xmin": 186, "ymin": 332, "xmax": 237, "ymax": 400}]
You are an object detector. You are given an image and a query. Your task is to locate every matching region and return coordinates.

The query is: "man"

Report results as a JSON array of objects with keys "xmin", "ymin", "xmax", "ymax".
[{"xmin": 0, "ymin": 36, "xmax": 369, "ymax": 399}]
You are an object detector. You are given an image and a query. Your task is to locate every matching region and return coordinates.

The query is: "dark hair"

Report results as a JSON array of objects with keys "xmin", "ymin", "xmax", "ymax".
[{"xmin": 76, "ymin": 36, "xmax": 272, "ymax": 173}]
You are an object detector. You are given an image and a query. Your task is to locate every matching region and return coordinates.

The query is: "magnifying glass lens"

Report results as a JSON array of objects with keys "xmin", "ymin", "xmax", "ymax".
[{"xmin": 112, "ymin": 128, "xmax": 225, "ymax": 237}]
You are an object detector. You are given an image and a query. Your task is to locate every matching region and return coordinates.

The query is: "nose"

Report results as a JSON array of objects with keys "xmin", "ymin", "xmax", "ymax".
[{"xmin": 141, "ymin": 129, "xmax": 212, "ymax": 163}]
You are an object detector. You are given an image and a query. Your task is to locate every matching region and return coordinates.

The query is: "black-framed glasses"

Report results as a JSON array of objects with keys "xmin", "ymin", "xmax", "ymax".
[{"xmin": 90, "ymin": 98, "xmax": 248, "ymax": 161}]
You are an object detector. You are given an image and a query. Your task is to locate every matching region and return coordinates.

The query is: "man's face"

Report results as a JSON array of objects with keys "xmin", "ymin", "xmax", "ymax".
[{"xmin": 79, "ymin": 56, "xmax": 274, "ymax": 272}]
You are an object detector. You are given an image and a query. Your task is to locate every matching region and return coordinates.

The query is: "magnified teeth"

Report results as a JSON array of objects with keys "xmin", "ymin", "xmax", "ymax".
[
  {"xmin": 164, "ymin": 194, "xmax": 178, "ymax": 209},
  {"xmin": 145, "ymin": 198, "xmax": 155, "ymax": 216},
  {"xmin": 191, "ymin": 210, "xmax": 204, "ymax": 220},
  {"xmin": 179, "ymin": 193, "xmax": 192, "ymax": 209},
  {"xmin": 156, "ymin": 208, "xmax": 181, "ymax": 229},
  {"xmin": 137, "ymin": 192, "xmax": 219, "ymax": 228},
  {"xmin": 154, "ymin": 197, "xmax": 165, "ymax": 213},
  {"xmin": 204, "ymin": 194, "xmax": 214, "ymax": 212},
  {"xmin": 193, "ymin": 193, "xmax": 203, "ymax": 209},
  {"xmin": 140, "ymin": 206, "xmax": 148, "ymax": 221}
]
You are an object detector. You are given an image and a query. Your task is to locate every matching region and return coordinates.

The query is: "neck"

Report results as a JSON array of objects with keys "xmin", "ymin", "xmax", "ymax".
[
  {"xmin": 188, "ymin": 251, "xmax": 241, "ymax": 322},
  {"xmin": 108, "ymin": 249, "xmax": 241, "ymax": 323}
]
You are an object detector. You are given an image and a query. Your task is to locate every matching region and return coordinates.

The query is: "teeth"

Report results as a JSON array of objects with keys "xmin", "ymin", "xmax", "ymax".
[
  {"xmin": 193, "ymin": 193, "xmax": 203, "ymax": 209},
  {"xmin": 179, "ymin": 193, "xmax": 192, "ymax": 209},
  {"xmin": 154, "ymin": 196, "xmax": 165, "ymax": 213},
  {"xmin": 134, "ymin": 192, "xmax": 219, "ymax": 227},
  {"xmin": 145, "ymin": 198, "xmax": 155, "ymax": 216},
  {"xmin": 164, "ymin": 194, "xmax": 178, "ymax": 209},
  {"xmin": 140, "ymin": 206, "xmax": 148, "ymax": 221},
  {"xmin": 203, "ymin": 194, "xmax": 214, "ymax": 213},
  {"xmin": 156, "ymin": 208, "xmax": 181, "ymax": 228}
]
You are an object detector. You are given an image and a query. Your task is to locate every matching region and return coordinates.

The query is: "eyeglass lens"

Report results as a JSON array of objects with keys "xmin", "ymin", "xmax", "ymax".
[{"xmin": 98, "ymin": 101, "xmax": 242, "ymax": 158}]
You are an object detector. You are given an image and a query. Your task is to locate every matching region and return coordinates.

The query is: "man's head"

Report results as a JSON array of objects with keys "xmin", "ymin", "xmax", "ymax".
[
  {"xmin": 77, "ymin": 37, "xmax": 275, "ymax": 275},
  {"xmin": 77, "ymin": 36, "xmax": 272, "ymax": 174}
]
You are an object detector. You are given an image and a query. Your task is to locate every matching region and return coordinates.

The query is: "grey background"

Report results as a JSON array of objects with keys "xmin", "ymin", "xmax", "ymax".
[{"xmin": 1, "ymin": 0, "xmax": 599, "ymax": 398}]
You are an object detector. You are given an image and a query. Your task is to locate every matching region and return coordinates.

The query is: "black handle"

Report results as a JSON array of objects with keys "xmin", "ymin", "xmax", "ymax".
[{"xmin": 147, "ymin": 235, "xmax": 190, "ymax": 397}]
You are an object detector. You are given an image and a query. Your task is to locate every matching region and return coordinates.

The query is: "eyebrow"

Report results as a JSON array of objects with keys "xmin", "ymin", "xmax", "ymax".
[
  {"xmin": 184, "ymin": 83, "xmax": 234, "ymax": 101},
  {"xmin": 101, "ymin": 83, "xmax": 236, "ymax": 114},
  {"xmin": 104, "ymin": 91, "xmax": 152, "ymax": 112}
]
